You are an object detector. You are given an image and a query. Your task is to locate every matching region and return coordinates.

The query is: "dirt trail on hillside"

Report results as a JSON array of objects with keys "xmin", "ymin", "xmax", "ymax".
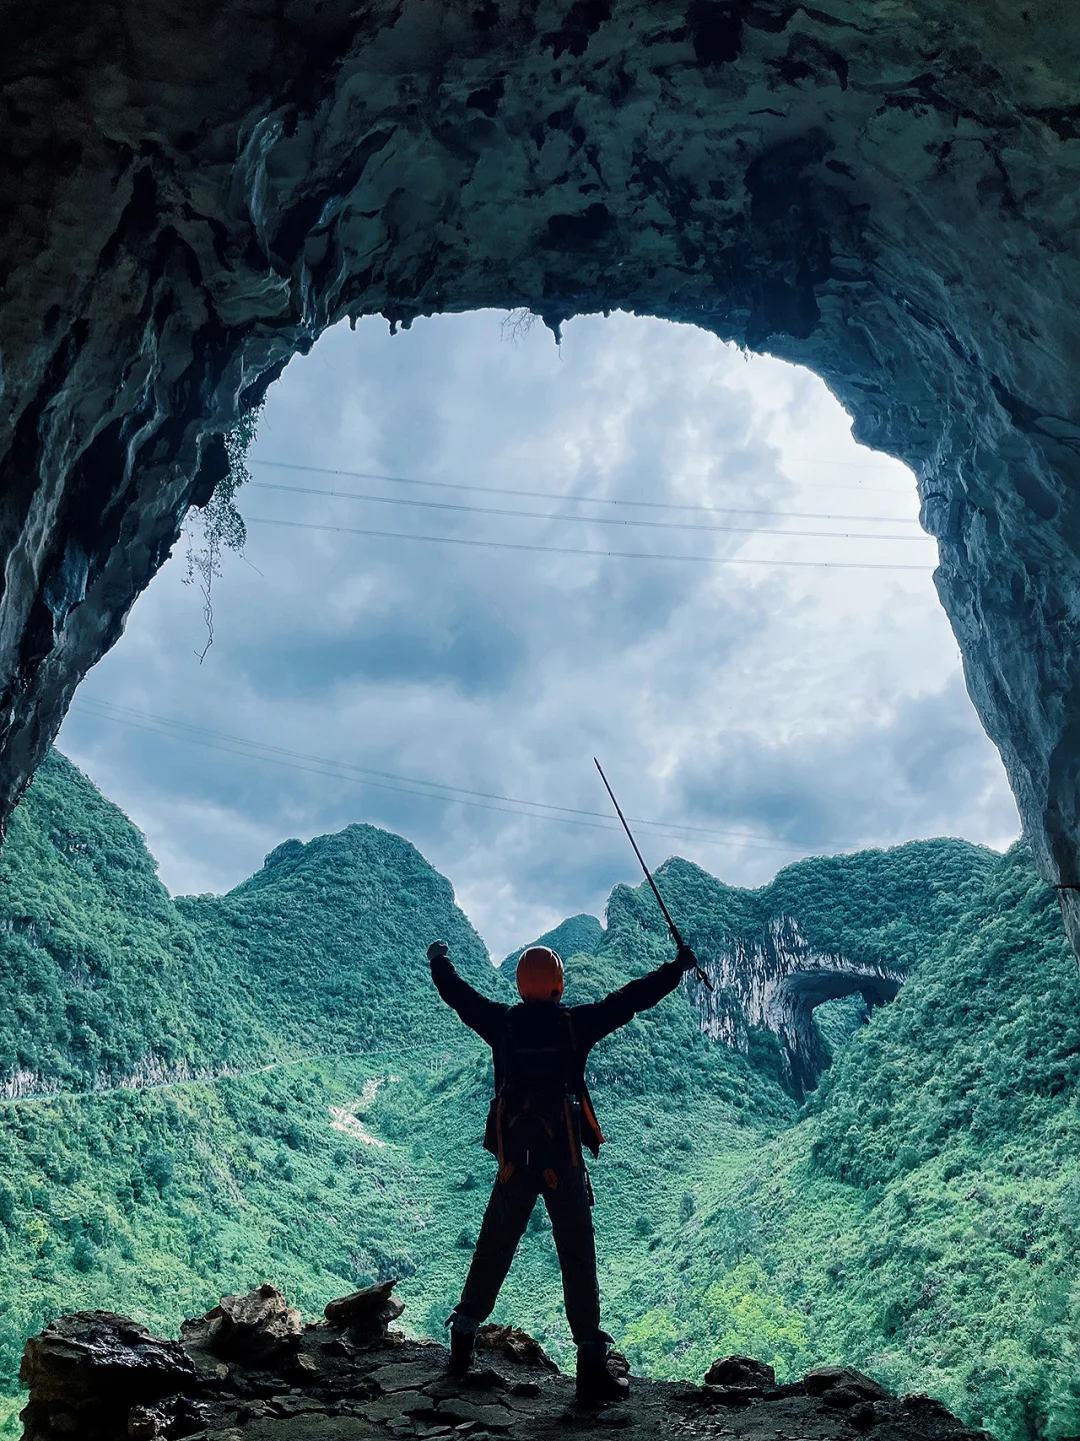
[{"xmin": 328, "ymin": 1077, "xmax": 389, "ymax": 1147}]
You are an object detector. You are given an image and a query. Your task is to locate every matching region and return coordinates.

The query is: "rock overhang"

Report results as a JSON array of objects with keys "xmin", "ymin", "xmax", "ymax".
[{"xmin": 1, "ymin": 0, "xmax": 1079, "ymax": 943}]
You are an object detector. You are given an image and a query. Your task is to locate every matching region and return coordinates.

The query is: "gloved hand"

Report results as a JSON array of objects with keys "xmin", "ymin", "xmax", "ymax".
[
  {"xmin": 676, "ymin": 944, "xmax": 699, "ymax": 973},
  {"xmin": 427, "ymin": 939, "xmax": 450, "ymax": 963}
]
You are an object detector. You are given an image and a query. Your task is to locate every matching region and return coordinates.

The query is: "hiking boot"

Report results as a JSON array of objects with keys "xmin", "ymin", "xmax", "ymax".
[
  {"xmin": 448, "ymin": 1324, "xmax": 475, "ymax": 1377},
  {"xmin": 576, "ymin": 1350, "xmax": 630, "ymax": 1404}
]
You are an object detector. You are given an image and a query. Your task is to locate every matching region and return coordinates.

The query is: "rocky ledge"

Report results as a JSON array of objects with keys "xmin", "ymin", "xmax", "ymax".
[{"xmin": 17, "ymin": 1281, "xmax": 988, "ymax": 1441}]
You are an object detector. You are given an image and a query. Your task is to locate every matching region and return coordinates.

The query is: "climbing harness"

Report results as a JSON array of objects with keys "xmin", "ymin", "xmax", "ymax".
[{"xmin": 492, "ymin": 1007, "xmax": 586, "ymax": 1183}]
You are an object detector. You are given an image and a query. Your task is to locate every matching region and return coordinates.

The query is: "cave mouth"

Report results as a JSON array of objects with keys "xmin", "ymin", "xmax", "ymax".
[
  {"xmin": 3, "ymin": 0, "xmax": 1077, "ymax": 953},
  {"xmin": 54, "ymin": 308, "xmax": 1016, "ymax": 956}
]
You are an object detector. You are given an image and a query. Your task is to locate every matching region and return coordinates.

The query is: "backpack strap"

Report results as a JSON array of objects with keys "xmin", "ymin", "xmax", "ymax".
[
  {"xmin": 563, "ymin": 1095, "xmax": 581, "ymax": 1168},
  {"xmin": 561, "ymin": 1011, "xmax": 583, "ymax": 1168},
  {"xmin": 564, "ymin": 1010, "xmax": 605, "ymax": 1149}
]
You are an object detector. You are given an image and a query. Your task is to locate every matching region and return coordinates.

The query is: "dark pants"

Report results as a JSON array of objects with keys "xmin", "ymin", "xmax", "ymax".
[{"xmin": 454, "ymin": 1165, "xmax": 603, "ymax": 1346}]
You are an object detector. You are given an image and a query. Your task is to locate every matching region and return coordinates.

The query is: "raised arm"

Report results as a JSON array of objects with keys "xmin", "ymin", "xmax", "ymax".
[
  {"xmin": 571, "ymin": 945, "xmax": 699, "ymax": 1050},
  {"xmin": 427, "ymin": 940, "xmax": 508, "ymax": 1047}
]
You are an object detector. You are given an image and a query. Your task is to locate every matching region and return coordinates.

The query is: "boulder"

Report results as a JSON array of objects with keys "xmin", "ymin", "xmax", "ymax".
[
  {"xmin": 19, "ymin": 1312, "xmax": 196, "ymax": 1441},
  {"xmin": 476, "ymin": 1324, "xmax": 559, "ymax": 1372},
  {"xmin": 607, "ymin": 1351, "xmax": 630, "ymax": 1380},
  {"xmin": 804, "ymin": 1366, "xmax": 888, "ymax": 1402},
  {"xmin": 324, "ymin": 1279, "xmax": 404, "ymax": 1343},
  {"xmin": 185, "ymin": 1284, "xmax": 302, "ymax": 1366},
  {"xmin": 704, "ymin": 1355, "xmax": 776, "ymax": 1388}
]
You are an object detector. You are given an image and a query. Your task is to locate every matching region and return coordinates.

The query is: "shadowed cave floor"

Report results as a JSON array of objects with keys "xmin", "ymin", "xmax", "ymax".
[{"xmin": 18, "ymin": 1288, "xmax": 990, "ymax": 1441}]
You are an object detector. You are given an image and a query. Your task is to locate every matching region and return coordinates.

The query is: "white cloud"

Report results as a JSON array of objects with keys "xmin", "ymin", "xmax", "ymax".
[{"xmin": 58, "ymin": 311, "xmax": 1018, "ymax": 959}]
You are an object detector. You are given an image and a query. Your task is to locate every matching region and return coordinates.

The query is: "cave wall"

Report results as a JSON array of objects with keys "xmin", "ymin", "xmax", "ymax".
[{"xmin": 2, "ymin": 0, "xmax": 1080, "ymax": 934}]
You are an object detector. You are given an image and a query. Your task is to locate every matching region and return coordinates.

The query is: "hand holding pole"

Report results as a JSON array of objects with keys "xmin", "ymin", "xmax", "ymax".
[{"xmin": 594, "ymin": 759, "xmax": 714, "ymax": 992}]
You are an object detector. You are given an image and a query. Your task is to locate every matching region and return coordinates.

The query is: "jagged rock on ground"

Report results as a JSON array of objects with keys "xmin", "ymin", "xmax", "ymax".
[
  {"xmin": 18, "ymin": 1285, "xmax": 992, "ymax": 1441},
  {"xmin": 183, "ymin": 1285, "xmax": 304, "ymax": 1368},
  {"xmin": 324, "ymin": 1283, "xmax": 406, "ymax": 1346}
]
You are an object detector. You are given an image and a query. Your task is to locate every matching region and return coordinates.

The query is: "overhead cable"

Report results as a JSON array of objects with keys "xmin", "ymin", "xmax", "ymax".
[
  {"xmin": 249, "ymin": 480, "xmax": 927, "ymax": 542},
  {"xmin": 71, "ymin": 697, "xmax": 855, "ymax": 856},
  {"xmin": 250, "ymin": 457, "xmax": 914, "ymax": 509},
  {"xmin": 243, "ymin": 515, "xmax": 935, "ymax": 572}
]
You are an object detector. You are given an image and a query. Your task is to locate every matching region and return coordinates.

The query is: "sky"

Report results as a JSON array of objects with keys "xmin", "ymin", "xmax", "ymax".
[{"xmin": 56, "ymin": 310, "xmax": 1020, "ymax": 961}]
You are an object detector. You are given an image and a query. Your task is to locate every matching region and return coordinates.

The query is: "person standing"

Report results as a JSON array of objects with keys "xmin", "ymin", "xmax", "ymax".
[{"xmin": 427, "ymin": 937, "xmax": 699, "ymax": 1403}]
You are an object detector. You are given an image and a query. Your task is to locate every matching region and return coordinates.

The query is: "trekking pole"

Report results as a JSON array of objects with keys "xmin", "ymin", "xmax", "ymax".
[{"xmin": 593, "ymin": 758, "xmax": 714, "ymax": 992}]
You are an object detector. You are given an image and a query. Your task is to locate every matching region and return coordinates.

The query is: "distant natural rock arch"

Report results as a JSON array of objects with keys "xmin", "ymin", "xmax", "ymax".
[
  {"xmin": 2, "ymin": 2, "xmax": 1079, "ymax": 940},
  {"xmin": 693, "ymin": 917, "xmax": 906, "ymax": 1094}
]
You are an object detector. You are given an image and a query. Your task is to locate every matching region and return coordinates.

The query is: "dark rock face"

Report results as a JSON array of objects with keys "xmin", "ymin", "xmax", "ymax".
[
  {"xmin": 691, "ymin": 916, "xmax": 905, "ymax": 1093},
  {"xmin": 19, "ymin": 1311, "xmax": 197, "ymax": 1441},
  {"xmin": 705, "ymin": 1355, "xmax": 777, "ymax": 1388},
  {"xmin": 2, "ymin": 2, "xmax": 1079, "ymax": 936},
  {"xmin": 17, "ymin": 1295, "xmax": 991, "ymax": 1441}
]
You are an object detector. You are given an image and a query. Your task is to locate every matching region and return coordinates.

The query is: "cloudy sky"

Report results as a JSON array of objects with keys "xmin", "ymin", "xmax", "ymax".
[{"xmin": 57, "ymin": 311, "xmax": 1020, "ymax": 960}]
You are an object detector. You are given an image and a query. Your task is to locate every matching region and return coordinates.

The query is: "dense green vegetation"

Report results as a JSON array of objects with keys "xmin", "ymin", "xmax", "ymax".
[
  {"xmin": 610, "ymin": 839, "xmax": 996, "ymax": 979},
  {"xmin": 0, "ymin": 753, "xmax": 265, "ymax": 1090},
  {"xmin": 179, "ymin": 825, "xmax": 504, "ymax": 1056},
  {"xmin": 503, "ymin": 913, "xmax": 604, "ymax": 967},
  {"xmin": 615, "ymin": 845, "xmax": 1080, "ymax": 1441},
  {"xmin": 0, "ymin": 752, "xmax": 499, "ymax": 1094},
  {"xmin": 1, "ymin": 754, "xmax": 1078, "ymax": 1441},
  {"xmin": 0, "ymin": 1050, "xmax": 776, "ymax": 1409}
]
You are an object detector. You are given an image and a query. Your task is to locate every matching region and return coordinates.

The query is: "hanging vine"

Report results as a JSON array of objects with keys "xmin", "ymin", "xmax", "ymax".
[{"xmin": 183, "ymin": 403, "xmax": 263, "ymax": 661}]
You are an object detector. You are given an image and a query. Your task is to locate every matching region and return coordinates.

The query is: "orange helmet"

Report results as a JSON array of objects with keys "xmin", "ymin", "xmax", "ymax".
[{"xmin": 516, "ymin": 945, "xmax": 564, "ymax": 1002}]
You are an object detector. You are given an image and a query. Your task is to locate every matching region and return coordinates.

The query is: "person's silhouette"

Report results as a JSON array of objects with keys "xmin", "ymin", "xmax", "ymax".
[{"xmin": 428, "ymin": 937, "xmax": 698, "ymax": 1402}]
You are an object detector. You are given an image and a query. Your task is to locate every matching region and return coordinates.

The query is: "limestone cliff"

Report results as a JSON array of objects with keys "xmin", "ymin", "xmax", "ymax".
[
  {"xmin": 1, "ymin": 1, "xmax": 1079, "ymax": 946},
  {"xmin": 690, "ymin": 915, "xmax": 904, "ymax": 1095},
  {"xmin": 593, "ymin": 844, "xmax": 990, "ymax": 1093}
]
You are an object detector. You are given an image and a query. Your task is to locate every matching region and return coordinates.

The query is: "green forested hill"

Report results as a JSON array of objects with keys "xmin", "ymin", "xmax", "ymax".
[
  {"xmin": 615, "ymin": 844, "xmax": 1080, "ymax": 1441},
  {"xmin": 0, "ymin": 754, "xmax": 502, "ymax": 1094},
  {"xmin": 503, "ymin": 913, "xmax": 604, "ymax": 967},
  {"xmin": 179, "ymin": 825, "xmax": 508, "ymax": 1055},
  {"xmin": 0, "ymin": 755, "xmax": 1077, "ymax": 1441},
  {"xmin": 0, "ymin": 752, "xmax": 266, "ymax": 1090},
  {"xmin": 600, "ymin": 839, "xmax": 996, "ymax": 979}
]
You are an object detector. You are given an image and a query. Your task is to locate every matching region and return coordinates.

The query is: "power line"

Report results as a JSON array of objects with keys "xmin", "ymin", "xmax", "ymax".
[
  {"xmin": 249, "ymin": 480, "xmax": 927, "ymax": 542},
  {"xmin": 250, "ymin": 457, "xmax": 915, "ymax": 508},
  {"xmin": 73, "ymin": 698, "xmax": 825, "ymax": 851},
  {"xmin": 71, "ymin": 697, "xmax": 852, "ymax": 856},
  {"xmin": 244, "ymin": 515, "xmax": 935, "ymax": 573}
]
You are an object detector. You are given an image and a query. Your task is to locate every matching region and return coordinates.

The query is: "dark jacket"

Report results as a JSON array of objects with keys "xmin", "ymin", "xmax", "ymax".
[{"xmin": 429, "ymin": 953, "xmax": 685, "ymax": 1157}]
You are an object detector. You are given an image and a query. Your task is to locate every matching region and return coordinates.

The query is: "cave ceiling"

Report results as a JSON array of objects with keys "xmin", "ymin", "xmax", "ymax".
[{"xmin": 1, "ymin": 0, "xmax": 1079, "ymax": 940}]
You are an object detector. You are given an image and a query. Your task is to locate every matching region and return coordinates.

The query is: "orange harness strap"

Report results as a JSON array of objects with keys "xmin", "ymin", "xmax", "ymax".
[
  {"xmin": 495, "ymin": 1098, "xmax": 516, "ymax": 1182},
  {"xmin": 581, "ymin": 1090, "xmax": 605, "ymax": 1146}
]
